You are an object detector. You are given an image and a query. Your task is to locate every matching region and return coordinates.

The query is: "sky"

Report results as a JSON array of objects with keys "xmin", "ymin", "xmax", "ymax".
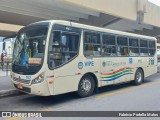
[{"xmin": 149, "ymin": 0, "xmax": 160, "ymax": 6}]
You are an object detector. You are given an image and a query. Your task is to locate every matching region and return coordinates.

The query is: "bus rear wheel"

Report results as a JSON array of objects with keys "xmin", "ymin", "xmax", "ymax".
[
  {"xmin": 133, "ymin": 69, "xmax": 144, "ymax": 85},
  {"xmin": 78, "ymin": 74, "xmax": 95, "ymax": 98}
]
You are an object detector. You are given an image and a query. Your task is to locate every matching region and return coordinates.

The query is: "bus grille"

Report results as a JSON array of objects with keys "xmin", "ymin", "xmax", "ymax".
[{"xmin": 13, "ymin": 77, "xmax": 30, "ymax": 84}]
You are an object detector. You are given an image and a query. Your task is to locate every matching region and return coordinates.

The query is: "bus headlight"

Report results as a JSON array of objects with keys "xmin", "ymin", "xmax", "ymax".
[{"xmin": 32, "ymin": 72, "xmax": 45, "ymax": 84}]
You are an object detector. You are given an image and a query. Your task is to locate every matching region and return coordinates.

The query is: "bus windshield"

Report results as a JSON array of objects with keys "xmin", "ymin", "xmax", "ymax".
[{"xmin": 12, "ymin": 23, "xmax": 49, "ymax": 75}]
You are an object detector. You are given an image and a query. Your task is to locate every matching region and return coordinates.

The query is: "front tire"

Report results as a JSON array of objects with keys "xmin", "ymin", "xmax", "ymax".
[
  {"xmin": 133, "ymin": 69, "xmax": 144, "ymax": 85},
  {"xmin": 78, "ymin": 74, "xmax": 95, "ymax": 98}
]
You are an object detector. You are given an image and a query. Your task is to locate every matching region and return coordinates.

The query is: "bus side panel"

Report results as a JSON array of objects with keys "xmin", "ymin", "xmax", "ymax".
[
  {"xmin": 78, "ymin": 57, "xmax": 101, "ymax": 87},
  {"xmin": 130, "ymin": 57, "xmax": 148, "ymax": 80},
  {"xmin": 130, "ymin": 56, "xmax": 157, "ymax": 81},
  {"xmin": 53, "ymin": 57, "xmax": 101, "ymax": 95},
  {"xmin": 143, "ymin": 56, "xmax": 157, "ymax": 78},
  {"xmin": 53, "ymin": 58, "xmax": 83, "ymax": 95},
  {"xmin": 101, "ymin": 57, "xmax": 133, "ymax": 86},
  {"xmin": 45, "ymin": 67, "xmax": 54, "ymax": 95}
]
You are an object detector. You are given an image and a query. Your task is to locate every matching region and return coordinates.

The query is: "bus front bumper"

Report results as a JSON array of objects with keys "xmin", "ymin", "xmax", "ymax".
[{"xmin": 13, "ymin": 80, "xmax": 51, "ymax": 96}]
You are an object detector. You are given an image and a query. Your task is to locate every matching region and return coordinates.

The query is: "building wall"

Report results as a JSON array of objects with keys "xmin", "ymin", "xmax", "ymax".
[
  {"xmin": 144, "ymin": 3, "xmax": 160, "ymax": 27},
  {"xmin": 65, "ymin": 0, "xmax": 160, "ymax": 27},
  {"xmin": 65, "ymin": 0, "xmax": 137, "ymax": 20}
]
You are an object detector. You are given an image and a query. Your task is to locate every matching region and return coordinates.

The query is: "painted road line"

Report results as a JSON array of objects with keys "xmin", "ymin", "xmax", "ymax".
[{"xmin": 96, "ymin": 81, "xmax": 160, "ymax": 99}]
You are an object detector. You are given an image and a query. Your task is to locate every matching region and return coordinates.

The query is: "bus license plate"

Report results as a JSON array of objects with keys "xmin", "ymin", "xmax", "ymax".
[{"xmin": 17, "ymin": 84, "xmax": 23, "ymax": 89}]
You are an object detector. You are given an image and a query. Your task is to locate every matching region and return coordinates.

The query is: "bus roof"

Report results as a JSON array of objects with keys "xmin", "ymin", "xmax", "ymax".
[{"xmin": 29, "ymin": 20, "xmax": 157, "ymax": 41}]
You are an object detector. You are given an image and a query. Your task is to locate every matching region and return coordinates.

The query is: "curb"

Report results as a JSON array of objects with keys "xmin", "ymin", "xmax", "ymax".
[{"xmin": 0, "ymin": 89, "xmax": 25, "ymax": 98}]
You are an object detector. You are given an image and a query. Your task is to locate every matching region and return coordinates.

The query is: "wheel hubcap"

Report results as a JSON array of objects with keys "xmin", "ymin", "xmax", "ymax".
[
  {"xmin": 81, "ymin": 79, "xmax": 91, "ymax": 93},
  {"xmin": 136, "ymin": 72, "xmax": 142, "ymax": 83}
]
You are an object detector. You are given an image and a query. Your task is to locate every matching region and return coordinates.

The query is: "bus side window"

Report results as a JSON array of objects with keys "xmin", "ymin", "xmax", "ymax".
[
  {"xmin": 117, "ymin": 36, "xmax": 128, "ymax": 56},
  {"xmin": 84, "ymin": 32, "xmax": 101, "ymax": 57},
  {"xmin": 48, "ymin": 30, "xmax": 80, "ymax": 69},
  {"xmin": 129, "ymin": 38, "xmax": 139, "ymax": 56},
  {"xmin": 53, "ymin": 31, "xmax": 61, "ymax": 45},
  {"xmin": 148, "ymin": 41, "xmax": 156, "ymax": 56},
  {"xmin": 140, "ymin": 40, "xmax": 148, "ymax": 56},
  {"xmin": 102, "ymin": 34, "xmax": 116, "ymax": 56},
  {"xmin": 48, "ymin": 31, "xmax": 62, "ymax": 68}
]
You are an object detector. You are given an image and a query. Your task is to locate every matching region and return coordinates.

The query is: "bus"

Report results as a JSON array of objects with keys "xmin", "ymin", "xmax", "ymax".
[{"xmin": 10, "ymin": 20, "xmax": 157, "ymax": 97}]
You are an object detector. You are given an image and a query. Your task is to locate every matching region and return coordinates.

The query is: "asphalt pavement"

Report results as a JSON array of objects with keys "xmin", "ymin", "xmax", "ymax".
[
  {"xmin": 0, "ymin": 70, "xmax": 14, "ymax": 91},
  {"xmin": 0, "ymin": 70, "xmax": 23, "ymax": 98},
  {"xmin": 0, "ymin": 72, "xmax": 160, "ymax": 120}
]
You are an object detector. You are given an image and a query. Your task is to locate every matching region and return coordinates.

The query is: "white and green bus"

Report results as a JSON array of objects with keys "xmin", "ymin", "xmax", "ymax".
[{"xmin": 11, "ymin": 20, "xmax": 157, "ymax": 97}]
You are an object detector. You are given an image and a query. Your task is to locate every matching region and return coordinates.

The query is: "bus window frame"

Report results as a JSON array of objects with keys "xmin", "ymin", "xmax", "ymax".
[
  {"xmin": 48, "ymin": 24, "xmax": 81, "ymax": 70},
  {"xmin": 116, "ymin": 35, "xmax": 129, "ymax": 57},
  {"xmin": 148, "ymin": 40, "xmax": 156, "ymax": 56},
  {"xmin": 83, "ymin": 30, "xmax": 101, "ymax": 58},
  {"xmin": 83, "ymin": 29, "xmax": 157, "ymax": 58},
  {"xmin": 101, "ymin": 33, "xmax": 117, "ymax": 57},
  {"xmin": 129, "ymin": 37, "xmax": 139, "ymax": 57},
  {"xmin": 139, "ymin": 39, "xmax": 149, "ymax": 57}
]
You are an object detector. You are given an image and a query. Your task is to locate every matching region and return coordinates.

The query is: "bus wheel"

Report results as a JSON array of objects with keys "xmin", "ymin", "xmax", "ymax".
[
  {"xmin": 78, "ymin": 74, "xmax": 95, "ymax": 98},
  {"xmin": 133, "ymin": 69, "xmax": 144, "ymax": 85}
]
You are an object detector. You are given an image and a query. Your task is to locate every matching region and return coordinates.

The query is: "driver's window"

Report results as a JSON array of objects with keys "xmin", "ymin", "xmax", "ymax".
[
  {"xmin": 48, "ymin": 31, "xmax": 80, "ymax": 69},
  {"xmin": 49, "ymin": 31, "xmax": 62, "ymax": 68},
  {"xmin": 52, "ymin": 31, "xmax": 61, "ymax": 47},
  {"xmin": 62, "ymin": 36, "xmax": 67, "ymax": 46}
]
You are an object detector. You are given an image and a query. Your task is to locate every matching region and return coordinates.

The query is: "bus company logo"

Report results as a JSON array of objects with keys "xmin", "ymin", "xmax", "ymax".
[
  {"xmin": 78, "ymin": 61, "xmax": 94, "ymax": 69},
  {"xmin": 78, "ymin": 62, "xmax": 83, "ymax": 69},
  {"xmin": 129, "ymin": 58, "xmax": 133, "ymax": 64},
  {"xmin": 84, "ymin": 61, "xmax": 94, "ymax": 67}
]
